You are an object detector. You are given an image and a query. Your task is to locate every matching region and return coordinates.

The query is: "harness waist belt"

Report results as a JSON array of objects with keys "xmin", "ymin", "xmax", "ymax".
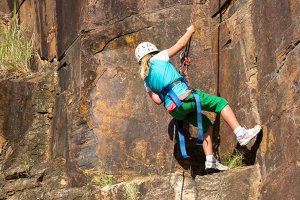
[
  {"xmin": 160, "ymin": 80, "xmax": 182, "ymax": 96},
  {"xmin": 160, "ymin": 77, "xmax": 187, "ymax": 107}
]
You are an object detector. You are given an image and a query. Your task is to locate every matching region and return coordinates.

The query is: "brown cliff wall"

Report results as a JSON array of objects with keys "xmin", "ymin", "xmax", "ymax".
[
  {"xmin": 0, "ymin": 0, "xmax": 299, "ymax": 199},
  {"xmin": 209, "ymin": 0, "xmax": 300, "ymax": 199}
]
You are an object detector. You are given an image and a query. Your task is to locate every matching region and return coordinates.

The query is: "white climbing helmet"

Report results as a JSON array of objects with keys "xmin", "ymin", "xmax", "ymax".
[{"xmin": 135, "ymin": 42, "xmax": 159, "ymax": 62}]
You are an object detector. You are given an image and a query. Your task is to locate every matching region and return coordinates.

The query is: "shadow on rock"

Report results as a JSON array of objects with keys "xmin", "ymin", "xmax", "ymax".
[{"xmin": 168, "ymin": 119, "xmax": 206, "ymax": 176}]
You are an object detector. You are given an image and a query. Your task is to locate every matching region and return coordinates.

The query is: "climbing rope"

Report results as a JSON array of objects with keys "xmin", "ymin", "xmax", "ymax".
[
  {"xmin": 169, "ymin": 1, "xmax": 204, "ymax": 177},
  {"xmin": 179, "ymin": 0, "xmax": 198, "ymax": 86},
  {"xmin": 169, "ymin": 0, "xmax": 200, "ymax": 169}
]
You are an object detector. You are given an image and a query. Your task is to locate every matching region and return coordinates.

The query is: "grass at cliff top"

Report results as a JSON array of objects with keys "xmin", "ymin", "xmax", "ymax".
[{"xmin": 0, "ymin": 16, "xmax": 33, "ymax": 79}]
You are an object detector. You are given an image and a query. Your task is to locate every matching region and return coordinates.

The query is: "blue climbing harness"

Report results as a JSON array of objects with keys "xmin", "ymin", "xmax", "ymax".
[{"xmin": 159, "ymin": 77, "xmax": 203, "ymax": 159}]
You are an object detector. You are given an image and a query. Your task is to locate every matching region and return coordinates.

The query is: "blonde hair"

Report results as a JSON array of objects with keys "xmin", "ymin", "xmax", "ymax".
[{"xmin": 139, "ymin": 54, "xmax": 153, "ymax": 80}]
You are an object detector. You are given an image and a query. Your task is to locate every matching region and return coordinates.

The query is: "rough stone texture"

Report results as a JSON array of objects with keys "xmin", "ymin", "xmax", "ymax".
[
  {"xmin": 209, "ymin": 0, "xmax": 300, "ymax": 199},
  {"xmin": 100, "ymin": 165, "xmax": 260, "ymax": 200},
  {"xmin": 0, "ymin": 160, "xmax": 101, "ymax": 200},
  {"xmin": 0, "ymin": 70, "xmax": 56, "ymax": 171},
  {"xmin": 0, "ymin": 0, "xmax": 299, "ymax": 199},
  {"xmin": 209, "ymin": 0, "xmax": 231, "ymax": 17},
  {"xmin": 0, "ymin": 1, "xmax": 12, "ymax": 14},
  {"xmin": 252, "ymin": 1, "xmax": 300, "ymax": 199},
  {"xmin": 56, "ymin": 0, "xmax": 82, "ymax": 59},
  {"xmin": 18, "ymin": 0, "xmax": 57, "ymax": 61}
]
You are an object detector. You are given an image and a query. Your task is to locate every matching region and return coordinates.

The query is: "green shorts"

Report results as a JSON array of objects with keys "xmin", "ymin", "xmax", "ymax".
[{"xmin": 169, "ymin": 89, "xmax": 228, "ymax": 133}]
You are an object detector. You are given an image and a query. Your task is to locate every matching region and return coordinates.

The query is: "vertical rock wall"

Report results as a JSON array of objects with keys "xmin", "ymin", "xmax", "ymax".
[
  {"xmin": 209, "ymin": 0, "xmax": 300, "ymax": 199},
  {"xmin": 252, "ymin": 1, "xmax": 300, "ymax": 199}
]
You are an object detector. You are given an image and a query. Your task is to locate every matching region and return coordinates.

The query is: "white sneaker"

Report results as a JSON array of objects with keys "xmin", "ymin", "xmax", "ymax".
[
  {"xmin": 205, "ymin": 160, "xmax": 229, "ymax": 171},
  {"xmin": 237, "ymin": 125, "xmax": 262, "ymax": 146}
]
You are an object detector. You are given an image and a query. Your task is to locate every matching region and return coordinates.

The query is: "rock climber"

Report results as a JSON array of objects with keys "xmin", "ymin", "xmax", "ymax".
[{"xmin": 134, "ymin": 24, "xmax": 261, "ymax": 172}]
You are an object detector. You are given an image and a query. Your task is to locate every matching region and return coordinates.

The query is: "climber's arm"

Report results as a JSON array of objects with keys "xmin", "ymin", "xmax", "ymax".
[
  {"xmin": 167, "ymin": 25, "xmax": 195, "ymax": 58},
  {"xmin": 148, "ymin": 91, "xmax": 163, "ymax": 105}
]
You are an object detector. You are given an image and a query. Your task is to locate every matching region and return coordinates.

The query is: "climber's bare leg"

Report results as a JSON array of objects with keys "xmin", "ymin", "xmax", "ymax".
[
  {"xmin": 203, "ymin": 125, "xmax": 213, "ymax": 156},
  {"xmin": 220, "ymin": 105, "xmax": 240, "ymax": 130}
]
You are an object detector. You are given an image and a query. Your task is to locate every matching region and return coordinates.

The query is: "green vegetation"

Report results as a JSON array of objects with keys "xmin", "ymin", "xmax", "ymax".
[
  {"xmin": 92, "ymin": 173, "xmax": 114, "ymax": 188},
  {"xmin": 223, "ymin": 150, "xmax": 244, "ymax": 169},
  {"xmin": 90, "ymin": 160, "xmax": 114, "ymax": 188},
  {"xmin": 0, "ymin": 0, "xmax": 33, "ymax": 78},
  {"xmin": 123, "ymin": 182, "xmax": 139, "ymax": 200},
  {"xmin": 20, "ymin": 154, "xmax": 32, "ymax": 175}
]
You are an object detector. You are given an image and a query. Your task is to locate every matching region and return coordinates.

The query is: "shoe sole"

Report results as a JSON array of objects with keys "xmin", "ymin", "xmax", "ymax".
[
  {"xmin": 206, "ymin": 168, "xmax": 229, "ymax": 174},
  {"xmin": 239, "ymin": 125, "xmax": 262, "ymax": 146},
  {"xmin": 206, "ymin": 168, "xmax": 220, "ymax": 175}
]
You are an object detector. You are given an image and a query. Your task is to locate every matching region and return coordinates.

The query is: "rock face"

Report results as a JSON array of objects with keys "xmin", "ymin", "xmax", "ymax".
[
  {"xmin": 100, "ymin": 165, "xmax": 260, "ymax": 200},
  {"xmin": 0, "ymin": 0, "xmax": 299, "ymax": 199},
  {"xmin": 208, "ymin": 0, "xmax": 300, "ymax": 199}
]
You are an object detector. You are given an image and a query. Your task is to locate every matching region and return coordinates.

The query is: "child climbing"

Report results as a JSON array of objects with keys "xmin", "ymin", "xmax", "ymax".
[{"xmin": 135, "ymin": 24, "xmax": 261, "ymax": 172}]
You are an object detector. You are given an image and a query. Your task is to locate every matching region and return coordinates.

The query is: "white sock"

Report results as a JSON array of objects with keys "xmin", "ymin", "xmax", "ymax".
[
  {"xmin": 206, "ymin": 155, "xmax": 216, "ymax": 162},
  {"xmin": 234, "ymin": 125, "xmax": 244, "ymax": 138}
]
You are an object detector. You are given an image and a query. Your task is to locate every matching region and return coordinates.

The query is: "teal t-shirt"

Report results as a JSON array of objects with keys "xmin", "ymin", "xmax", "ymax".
[{"xmin": 144, "ymin": 50, "xmax": 189, "ymax": 109}]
